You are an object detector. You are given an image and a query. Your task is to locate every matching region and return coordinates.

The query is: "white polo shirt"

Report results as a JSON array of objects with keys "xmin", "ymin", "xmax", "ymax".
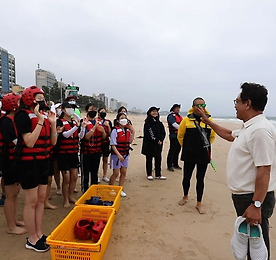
[{"xmin": 227, "ymin": 114, "xmax": 276, "ymax": 194}]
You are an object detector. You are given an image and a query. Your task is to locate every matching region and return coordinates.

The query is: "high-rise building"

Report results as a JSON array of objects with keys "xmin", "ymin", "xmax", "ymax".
[
  {"xmin": 110, "ymin": 98, "xmax": 118, "ymax": 111},
  {"xmin": 98, "ymin": 93, "xmax": 109, "ymax": 108},
  {"xmin": 0, "ymin": 47, "xmax": 16, "ymax": 92},
  {"xmin": 35, "ymin": 68, "xmax": 57, "ymax": 88}
]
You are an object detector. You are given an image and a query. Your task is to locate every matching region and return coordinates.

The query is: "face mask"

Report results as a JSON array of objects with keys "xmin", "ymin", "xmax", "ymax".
[
  {"xmin": 35, "ymin": 100, "xmax": 47, "ymax": 111},
  {"xmin": 99, "ymin": 112, "xmax": 106, "ymax": 119},
  {"xmin": 56, "ymin": 108, "xmax": 62, "ymax": 117},
  {"xmin": 119, "ymin": 118, "xmax": 128, "ymax": 126},
  {"xmin": 65, "ymin": 108, "xmax": 75, "ymax": 116},
  {"xmin": 68, "ymin": 100, "xmax": 76, "ymax": 105},
  {"xmin": 87, "ymin": 110, "xmax": 97, "ymax": 119}
]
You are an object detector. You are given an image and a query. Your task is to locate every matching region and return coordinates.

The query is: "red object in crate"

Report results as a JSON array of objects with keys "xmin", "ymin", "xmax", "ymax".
[
  {"xmin": 91, "ymin": 220, "xmax": 107, "ymax": 243},
  {"xmin": 74, "ymin": 218, "xmax": 94, "ymax": 240}
]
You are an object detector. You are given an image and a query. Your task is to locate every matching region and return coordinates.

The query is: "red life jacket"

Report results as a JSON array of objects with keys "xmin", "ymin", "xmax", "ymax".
[
  {"xmin": 58, "ymin": 119, "xmax": 79, "ymax": 154},
  {"xmin": 19, "ymin": 110, "xmax": 51, "ymax": 161},
  {"xmin": 81, "ymin": 121, "xmax": 103, "ymax": 154},
  {"xmin": 167, "ymin": 113, "xmax": 183, "ymax": 134},
  {"xmin": 111, "ymin": 126, "xmax": 131, "ymax": 156},
  {"xmin": 97, "ymin": 118, "xmax": 111, "ymax": 143}
]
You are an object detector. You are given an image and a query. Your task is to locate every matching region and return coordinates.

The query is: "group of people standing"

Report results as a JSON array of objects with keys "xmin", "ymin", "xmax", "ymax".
[
  {"xmin": 0, "ymin": 86, "xmax": 134, "ymax": 253},
  {"xmin": 141, "ymin": 100, "xmax": 215, "ymax": 215},
  {"xmin": 142, "ymin": 83, "xmax": 276, "ymax": 259},
  {"xmin": 0, "ymin": 82, "xmax": 275, "ymax": 258}
]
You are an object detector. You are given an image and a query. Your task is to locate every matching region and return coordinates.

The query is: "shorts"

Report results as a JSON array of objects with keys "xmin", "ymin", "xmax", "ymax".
[
  {"xmin": 48, "ymin": 156, "xmax": 55, "ymax": 176},
  {"xmin": 2, "ymin": 160, "xmax": 20, "ymax": 185},
  {"xmin": 58, "ymin": 153, "xmax": 80, "ymax": 171},
  {"xmin": 110, "ymin": 154, "xmax": 129, "ymax": 169},
  {"xmin": 102, "ymin": 142, "xmax": 111, "ymax": 157},
  {"xmin": 19, "ymin": 159, "xmax": 49, "ymax": 189}
]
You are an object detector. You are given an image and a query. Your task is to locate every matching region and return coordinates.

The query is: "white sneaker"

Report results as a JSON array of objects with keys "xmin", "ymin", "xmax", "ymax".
[
  {"xmin": 102, "ymin": 176, "xmax": 109, "ymax": 183},
  {"xmin": 231, "ymin": 216, "xmax": 249, "ymax": 260},
  {"xmin": 147, "ymin": 175, "xmax": 154, "ymax": 180},
  {"xmin": 155, "ymin": 176, "xmax": 167, "ymax": 180},
  {"xmin": 97, "ymin": 178, "xmax": 101, "ymax": 183},
  {"xmin": 121, "ymin": 191, "xmax": 127, "ymax": 197},
  {"xmin": 249, "ymin": 224, "xmax": 268, "ymax": 260}
]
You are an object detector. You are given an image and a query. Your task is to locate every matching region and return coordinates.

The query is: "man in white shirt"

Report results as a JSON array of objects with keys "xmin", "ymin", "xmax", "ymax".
[{"xmin": 199, "ymin": 82, "xmax": 276, "ymax": 259}]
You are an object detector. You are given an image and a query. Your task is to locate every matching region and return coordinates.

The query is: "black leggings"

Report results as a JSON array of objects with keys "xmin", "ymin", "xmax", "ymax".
[
  {"xmin": 82, "ymin": 153, "xmax": 101, "ymax": 192},
  {"xmin": 182, "ymin": 161, "xmax": 208, "ymax": 202}
]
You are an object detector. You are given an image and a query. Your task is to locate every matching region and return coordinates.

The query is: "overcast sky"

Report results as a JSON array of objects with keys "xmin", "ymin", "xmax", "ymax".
[{"xmin": 2, "ymin": 0, "xmax": 276, "ymax": 116}]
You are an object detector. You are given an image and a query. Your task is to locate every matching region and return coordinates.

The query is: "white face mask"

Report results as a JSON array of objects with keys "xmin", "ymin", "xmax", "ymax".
[
  {"xmin": 65, "ymin": 108, "xmax": 75, "ymax": 116},
  {"xmin": 56, "ymin": 108, "xmax": 62, "ymax": 116},
  {"xmin": 119, "ymin": 118, "xmax": 128, "ymax": 126}
]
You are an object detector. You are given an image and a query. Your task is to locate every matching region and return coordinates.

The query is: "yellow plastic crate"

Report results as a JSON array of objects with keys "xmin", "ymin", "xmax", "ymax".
[
  {"xmin": 75, "ymin": 185, "xmax": 123, "ymax": 213},
  {"xmin": 47, "ymin": 206, "xmax": 115, "ymax": 260}
]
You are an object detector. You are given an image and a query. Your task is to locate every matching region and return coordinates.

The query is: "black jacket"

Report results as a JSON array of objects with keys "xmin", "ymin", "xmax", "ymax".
[{"xmin": 141, "ymin": 116, "xmax": 166, "ymax": 156}]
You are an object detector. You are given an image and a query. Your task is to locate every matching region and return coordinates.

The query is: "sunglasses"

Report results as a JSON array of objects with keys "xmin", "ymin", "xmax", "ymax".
[{"xmin": 195, "ymin": 104, "xmax": 206, "ymax": 108}]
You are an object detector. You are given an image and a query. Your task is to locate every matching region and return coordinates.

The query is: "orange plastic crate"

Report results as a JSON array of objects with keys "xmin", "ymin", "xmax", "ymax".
[
  {"xmin": 75, "ymin": 185, "xmax": 122, "ymax": 213},
  {"xmin": 47, "ymin": 206, "xmax": 115, "ymax": 260}
]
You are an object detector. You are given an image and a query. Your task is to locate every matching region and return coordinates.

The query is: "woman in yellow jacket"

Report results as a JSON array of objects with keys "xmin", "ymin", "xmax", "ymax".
[{"xmin": 177, "ymin": 97, "xmax": 216, "ymax": 214}]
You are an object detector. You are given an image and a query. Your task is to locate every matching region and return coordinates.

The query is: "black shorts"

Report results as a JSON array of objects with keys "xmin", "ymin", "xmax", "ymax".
[
  {"xmin": 19, "ymin": 159, "xmax": 49, "ymax": 189},
  {"xmin": 2, "ymin": 160, "xmax": 20, "ymax": 185},
  {"xmin": 58, "ymin": 153, "xmax": 80, "ymax": 171},
  {"xmin": 102, "ymin": 142, "xmax": 110, "ymax": 157},
  {"xmin": 48, "ymin": 156, "xmax": 55, "ymax": 176}
]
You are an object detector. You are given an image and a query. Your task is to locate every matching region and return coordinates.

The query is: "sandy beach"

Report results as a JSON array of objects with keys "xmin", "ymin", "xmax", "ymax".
[{"xmin": 1, "ymin": 114, "xmax": 276, "ymax": 260}]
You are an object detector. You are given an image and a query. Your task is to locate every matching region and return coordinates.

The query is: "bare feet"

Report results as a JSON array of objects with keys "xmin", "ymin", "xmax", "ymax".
[
  {"xmin": 196, "ymin": 203, "xmax": 206, "ymax": 214},
  {"xmin": 69, "ymin": 197, "xmax": 76, "ymax": 204},
  {"xmin": 16, "ymin": 220, "xmax": 25, "ymax": 226},
  {"xmin": 63, "ymin": 202, "xmax": 71, "ymax": 208},
  {"xmin": 56, "ymin": 189, "xmax": 62, "ymax": 195},
  {"xmin": 45, "ymin": 201, "xmax": 58, "ymax": 210},
  {"xmin": 178, "ymin": 196, "xmax": 188, "ymax": 206},
  {"xmin": 7, "ymin": 226, "xmax": 27, "ymax": 235}
]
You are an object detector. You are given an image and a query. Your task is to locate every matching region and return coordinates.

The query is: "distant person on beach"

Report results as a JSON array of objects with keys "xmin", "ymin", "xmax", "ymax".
[
  {"xmin": 80, "ymin": 110, "xmax": 106, "ymax": 192},
  {"xmin": 57, "ymin": 101, "xmax": 80, "ymax": 208},
  {"xmin": 177, "ymin": 97, "xmax": 216, "ymax": 214},
  {"xmin": 0, "ymin": 93, "xmax": 26, "ymax": 235},
  {"xmin": 114, "ymin": 106, "xmax": 135, "ymax": 143},
  {"xmin": 142, "ymin": 106, "xmax": 167, "ymax": 180},
  {"xmin": 97, "ymin": 107, "xmax": 112, "ymax": 183},
  {"xmin": 109, "ymin": 112, "xmax": 133, "ymax": 197},
  {"xmin": 199, "ymin": 83, "xmax": 276, "ymax": 259},
  {"xmin": 14, "ymin": 86, "xmax": 57, "ymax": 252},
  {"xmin": 167, "ymin": 104, "xmax": 183, "ymax": 172}
]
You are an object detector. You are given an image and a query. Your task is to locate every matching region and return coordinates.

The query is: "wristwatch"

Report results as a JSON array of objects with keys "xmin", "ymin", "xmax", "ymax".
[{"xmin": 251, "ymin": 200, "xmax": 262, "ymax": 208}]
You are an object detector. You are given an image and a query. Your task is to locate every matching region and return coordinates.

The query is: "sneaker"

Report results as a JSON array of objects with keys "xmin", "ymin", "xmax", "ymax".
[
  {"xmin": 147, "ymin": 175, "xmax": 154, "ymax": 180},
  {"xmin": 97, "ymin": 177, "xmax": 101, "ymax": 183},
  {"xmin": 249, "ymin": 224, "xmax": 268, "ymax": 260},
  {"xmin": 173, "ymin": 165, "xmax": 182, "ymax": 170},
  {"xmin": 40, "ymin": 234, "xmax": 47, "ymax": 243},
  {"xmin": 120, "ymin": 191, "xmax": 127, "ymax": 197},
  {"xmin": 167, "ymin": 167, "xmax": 174, "ymax": 172},
  {"xmin": 26, "ymin": 238, "xmax": 50, "ymax": 253},
  {"xmin": 155, "ymin": 176, "xmax": 167, "ymax": 180},
  {"xmin": 231, "ymin": 216, "xmax": 249, "ymax": 260},
  {"xmin": 102, "ymin": 176, "xmax": 110, "ymax": 183}
]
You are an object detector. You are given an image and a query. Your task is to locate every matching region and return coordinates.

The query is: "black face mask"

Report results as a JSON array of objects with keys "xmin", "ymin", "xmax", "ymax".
[
  {"xmin": 87, "ymin": 110, "xmax": 97, "ymax": 119},
  {"xmin": 99, "ymin": 112, "xmax": 106, "ymax": 119},
  {"xmin": 35, "ymin": 100, "xmax": 47, "ymax": 111}
]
